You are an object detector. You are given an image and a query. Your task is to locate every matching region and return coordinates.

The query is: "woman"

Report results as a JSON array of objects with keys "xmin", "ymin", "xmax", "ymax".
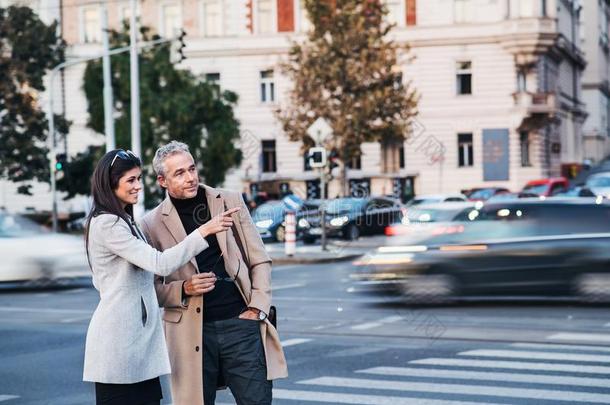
[{"xmin": 82, "ymin": 149, "xmax": 238, "ymax": 405}]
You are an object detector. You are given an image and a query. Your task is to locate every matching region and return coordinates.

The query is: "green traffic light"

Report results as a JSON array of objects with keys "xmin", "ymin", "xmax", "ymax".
[{"xmin": 55, "ymin": 162, "xmax": 63, "ymax": 171}]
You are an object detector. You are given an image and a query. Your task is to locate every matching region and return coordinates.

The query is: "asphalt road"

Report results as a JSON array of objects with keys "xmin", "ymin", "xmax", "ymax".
[{"xmin": 0, "ymin": 260, "xmax": 609, "ymax": 405}]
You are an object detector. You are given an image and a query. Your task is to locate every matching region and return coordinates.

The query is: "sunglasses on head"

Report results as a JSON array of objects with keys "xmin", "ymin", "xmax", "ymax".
[{"xmin": 111, "ymin": 149, "xmax": 137, "ymax": 167}]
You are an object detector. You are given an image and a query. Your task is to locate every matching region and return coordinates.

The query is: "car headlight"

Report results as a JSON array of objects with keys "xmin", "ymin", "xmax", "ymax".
[
  {"xmin": 298, "ymin": 218, "xmax": 309, "ymax": 228},
  {"xmin": 255, "ymin": 219, "xmax": 274, "ymax": 228},
  {"xmin": 330, "ymin": 216, "xmax": 349, "ymax": 227}
]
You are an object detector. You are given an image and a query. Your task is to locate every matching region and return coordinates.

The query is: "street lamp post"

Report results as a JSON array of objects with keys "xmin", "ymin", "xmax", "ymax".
[{"xmin": 129, "ymin": 0, "xmax": 144, "ymax": 218}]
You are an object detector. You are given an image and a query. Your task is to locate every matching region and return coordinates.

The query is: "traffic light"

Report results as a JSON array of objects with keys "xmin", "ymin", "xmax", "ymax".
[
  {"xmin": 55, "ymin": 153, "xmax": 66, "ymax": 172},
  {"xmin": 307, "ymin": 147, "xmax": 326, "ymax": 168},
  {"xmin": 55, "ymin": 153, "xmax": 67, "ymax": 180},
  {"xmin": 170, "ymin": 29, "xmax": 187, "ymax": 64}
]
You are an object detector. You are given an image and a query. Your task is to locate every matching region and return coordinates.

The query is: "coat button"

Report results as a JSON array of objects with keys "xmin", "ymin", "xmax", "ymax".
[
  {"xmin": 196, "ymin": 307, "xmax": 201, "ymax": 313},
  {"xmin": 195, "ymin": 346, "xmax": 199, "ymax": 352}
]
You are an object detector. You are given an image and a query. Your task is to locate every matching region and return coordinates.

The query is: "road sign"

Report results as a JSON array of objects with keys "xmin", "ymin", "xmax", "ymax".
[{"xmin": 306, "ymin": 117, "xmax": 333, "ymax": 145}]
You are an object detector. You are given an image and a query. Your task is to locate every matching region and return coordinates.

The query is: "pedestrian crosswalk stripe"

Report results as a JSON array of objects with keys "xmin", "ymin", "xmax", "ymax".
[
  {"xmin": 411, "ymin": 358, "xmax": 610, "ymax": 374},
  {"xmin": 511, "ymin": 342, "xmax": 610, "ymax": 353},
  {"xmin": 351, "ymin": 316, "xmax": 403, "ymax": 331},
  {"xmin": 357, "ymin": 366, "xmax": 610, "ymax": 388},
  {"xmin": 458, "ymin": 349, "xmax": 610, "ymax": 363},
  {"xmin": 281, "ymin": 338, "xmax": 312, "ymax": 347},
  {"xmin": 273, "ymin": 388, "xmax": 504, "ymax": 405},
  {"xmin": 0, "ymin": 396, "xmax": 19, "ymax": 403},
  {"xmin": 299, "ymin": 376, "xmax": 610, "ymax": 404},
  {"xmin": 547, "ymin": 332, "xmax": 610, "ymax": 343}
]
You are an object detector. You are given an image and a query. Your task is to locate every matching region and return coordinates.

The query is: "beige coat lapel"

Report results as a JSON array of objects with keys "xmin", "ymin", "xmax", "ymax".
[
  {"xmin": 203, "ymin": 185, "xmax": 228, "ymax": 256},
  {"xmin": 161, "ymin": 195, "xmax": 199, "ymax": 272}
]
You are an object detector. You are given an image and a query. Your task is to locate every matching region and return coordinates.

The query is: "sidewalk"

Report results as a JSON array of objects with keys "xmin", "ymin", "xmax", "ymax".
[{"xmin": 265, "ymin": 235, "xmax": 389, "ymax": 265}]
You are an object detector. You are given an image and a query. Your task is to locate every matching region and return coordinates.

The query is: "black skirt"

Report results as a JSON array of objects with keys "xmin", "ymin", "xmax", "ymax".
[{"xmin": 95, "ymin": 377, "xmax": 162, "ymax": 405}]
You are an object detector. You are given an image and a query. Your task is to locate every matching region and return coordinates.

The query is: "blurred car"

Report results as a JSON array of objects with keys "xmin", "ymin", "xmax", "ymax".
[
  {"xmin": 585, "ymin": 172, "xmax": 610, "ymax": 197},
  {"xmin": 553, "ymin": 186, "xmax": 596, "ymax": 198},
  {"xmin": 385, "ymin": 202, "xmax": 474, "ymax": 238},
  {"xmin": 405, "ymin": 194, "xmax": 468, "ymax": 207},
  {"xmin": 522, "ymin": 177, "xmax": 569, "ymax": 197},
  {"xmin": 0, "ymin": 211, "xmax": 90, "ymax": 285},
  {"xmin": 467, "ymin": 187, "xmax": 510, "ymax": 201},
  {"xmin": 301, "ymin": 197, "xmax": 403, "ymax": 242},
  {"xmin": 486, "ymin": 191, "xmax": 540, "ymax": 202},
  {"xmin": 252, "ymin": 198, "xmax": 320, "ymax": 242},
  {"xmin": 354, "ymin": 199, "xmax": 610, "ymax": 303}
]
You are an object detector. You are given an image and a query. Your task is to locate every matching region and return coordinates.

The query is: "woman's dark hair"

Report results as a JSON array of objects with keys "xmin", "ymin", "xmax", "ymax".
[{"xmin": 84, "ymin": 149, "xmax": 142, "ymax": 269}]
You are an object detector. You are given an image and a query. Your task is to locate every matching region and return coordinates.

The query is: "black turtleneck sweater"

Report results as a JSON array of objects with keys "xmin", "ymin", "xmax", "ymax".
[{"xmin": 170, "ymin": 188, "xmax": 245, "ymax": 322}]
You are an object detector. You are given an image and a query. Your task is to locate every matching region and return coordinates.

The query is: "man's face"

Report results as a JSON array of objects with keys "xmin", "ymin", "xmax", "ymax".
[{"xmin": 158, "ymin": 152, "xmax": 199, "ymax": 199}]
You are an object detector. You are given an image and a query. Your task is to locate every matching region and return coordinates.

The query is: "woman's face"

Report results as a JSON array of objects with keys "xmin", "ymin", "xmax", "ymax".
[{"xmin": 114, "ymin": 167, "xmax": 142, "ymax": 207}]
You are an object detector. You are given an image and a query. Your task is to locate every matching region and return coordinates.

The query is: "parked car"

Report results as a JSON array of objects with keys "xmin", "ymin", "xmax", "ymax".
[
  {"xmin": 467, "ymin": 187, "xmax": 510, "ymax": 201},
  {"xmin": 252, "ymin": 198, "xmax": 320, "ymax": 242},
  {"xmin": 385, "ymin": 202, "xmax": 475, "ymax": 238},
  {"xmin": 553, "ymin": 186, "xmax": 596, "ymax": 198},
  {"xmin": 301, "ymin": 197, "xmax": 403, "ymax": 243},
  {"xmin": 354, "ymin": 199, "xmax": 610, "ymax": 303},
  {"xmin": 405, "ymin": 194, "xmax": 468, "ymax": 207},
  {"xmin": 522, "ymin": 177, "xmax": 569, "ymax": 197},
  {"xmin": 0, "ymin": 211, "xmax": 90, "ymax": 285},
  {"xmin": 585, "ymin": 172, "xmax": 610, "ymax": 197},
  {"xmin": 486, "ymin": 191, "xmax": 540, "ymax": 202}
]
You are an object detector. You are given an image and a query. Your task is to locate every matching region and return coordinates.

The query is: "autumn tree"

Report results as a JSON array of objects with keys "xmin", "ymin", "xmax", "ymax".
[
  {"xmin": 276, "ymin": 0, "xmax": 418, "ymax": 194},
  {"xmin": 0, "ymin": 6, "xmax": 69, "ymax": 195},
  {"xmin": 69, "ymin": 24, "xmax": 242, "ymax": 206}
]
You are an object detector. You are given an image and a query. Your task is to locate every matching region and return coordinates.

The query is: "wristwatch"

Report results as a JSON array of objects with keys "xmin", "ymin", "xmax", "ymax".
[{"xmin": 250, "ymin": 307, "xmax": 267, "ymax": 321}]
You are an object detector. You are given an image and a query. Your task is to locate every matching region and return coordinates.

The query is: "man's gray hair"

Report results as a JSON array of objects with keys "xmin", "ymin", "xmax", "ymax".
[{"xmin": 152, "ymin": 141, "xmax": 191, "ymax": 176}]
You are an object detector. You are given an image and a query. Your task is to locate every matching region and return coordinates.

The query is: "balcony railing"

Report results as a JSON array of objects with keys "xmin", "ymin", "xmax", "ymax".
[{"xmin": 513, "ymin": 91, "xmax": 557, "ymax": 115}]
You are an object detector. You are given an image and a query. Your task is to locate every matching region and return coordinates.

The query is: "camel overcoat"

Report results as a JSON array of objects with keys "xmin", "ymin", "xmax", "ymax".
[{"xmin": 140, "ymin": 185, "xmax": 288, "ymax": 405}]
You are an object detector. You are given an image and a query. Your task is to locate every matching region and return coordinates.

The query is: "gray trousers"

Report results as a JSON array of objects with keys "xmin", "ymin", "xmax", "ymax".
[{"xmin": 203, "ymin": 317, "xmax": 272, "ymax": 405}]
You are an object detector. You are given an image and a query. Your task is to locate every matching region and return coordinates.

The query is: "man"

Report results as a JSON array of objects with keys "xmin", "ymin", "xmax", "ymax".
[{"xmin": 141, "ymin": 141, "xmax": 287, "ymax": 405}]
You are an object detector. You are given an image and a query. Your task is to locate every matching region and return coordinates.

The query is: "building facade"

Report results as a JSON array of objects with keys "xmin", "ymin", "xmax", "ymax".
[
  {"xmin": 0, "ymin": 0, "xmax": 596, "ymax": 212},
  {"xmin": 582, "ymin": 0, "xmax": 610, "ymax": 163}
]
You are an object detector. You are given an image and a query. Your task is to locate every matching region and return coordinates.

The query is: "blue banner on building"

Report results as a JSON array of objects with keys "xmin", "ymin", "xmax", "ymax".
[{"xmin": 483, "ymin": 129, "xmax": 510, "ymax": 181}]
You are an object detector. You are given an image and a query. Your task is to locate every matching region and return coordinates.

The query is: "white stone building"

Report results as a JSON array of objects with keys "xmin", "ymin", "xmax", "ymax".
[
  {"xmin": 0, "ymin": 0, "xmax": 596, "ymax": 212},
  {"xmin": 582, "ymin": 0, "xmax": 610, "ymax": 163}
]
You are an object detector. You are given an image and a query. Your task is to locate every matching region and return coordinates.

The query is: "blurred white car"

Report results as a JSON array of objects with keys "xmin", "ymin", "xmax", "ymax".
[
  {"xmin": 586, "ymin": 172, "xmax": 610, "ymax": 198},
  {"xmin": 0, "ymin": 212, "xmax": 90, "ymax": 284}
]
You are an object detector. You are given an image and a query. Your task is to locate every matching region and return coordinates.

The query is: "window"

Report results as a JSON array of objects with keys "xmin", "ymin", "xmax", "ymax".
[
  {"xmin": 456, "ymin": 61, "xmax": 472, "ymax": 95},
  {"xmin": 520, "ymin": 131, "xmax": 531, "ymax": 167},
  {"xmin": 205, "ymin": 72, "xmax": 220, "ymax": 84},
  {"xmin": 262, "ymin": 140, "xmax": 277, "ymax": 173},
  {"xmin": 257, "ymin": 0, "xmax": 274, "ymax": 34},
  {"xmin": 161, "ymin": 3, "xmax": 181, "ymax": 37},
  {"xmin": 399, "ymin": 145, "xmax": 405, "ymax": 169},
  {"xmin": 517, "ymin": 70, "xmax": 526, "ymax": 92},
  {"xmin": 82, "ymin": 6, "xmax": 101, "ymax": 43},
  {"xmin": 202, "ymin": 0, "xmax": 222, "ymax": 36},
  {"xmin": 385, "ymin": 0, "xmax": 403, "ymax": 26},
  {"xmin": 458, "ymin": 133, "xmax": 473, "ymax": 167},
  {"xmin": 454, "ymin": 0, "xmax": 474, "ymax": 23},
  {"xmin": 260, "ymin": 70, "xmax": 275, "ymax": 103}
]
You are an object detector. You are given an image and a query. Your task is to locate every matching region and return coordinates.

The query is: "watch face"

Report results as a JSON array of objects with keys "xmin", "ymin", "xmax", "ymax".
[{"xmin": 259, "ymin": 311, "xmax": 266, "ymax": 320}]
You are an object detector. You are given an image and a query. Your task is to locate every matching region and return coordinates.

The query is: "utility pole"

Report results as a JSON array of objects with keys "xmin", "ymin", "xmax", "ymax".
[
  {"xmin": 101, "ymin": 4, "xmax": 115, "ymax": 151},
  {"xmin": 129, "ymin": 0, "xmax": 144, "ymax": 216}
]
